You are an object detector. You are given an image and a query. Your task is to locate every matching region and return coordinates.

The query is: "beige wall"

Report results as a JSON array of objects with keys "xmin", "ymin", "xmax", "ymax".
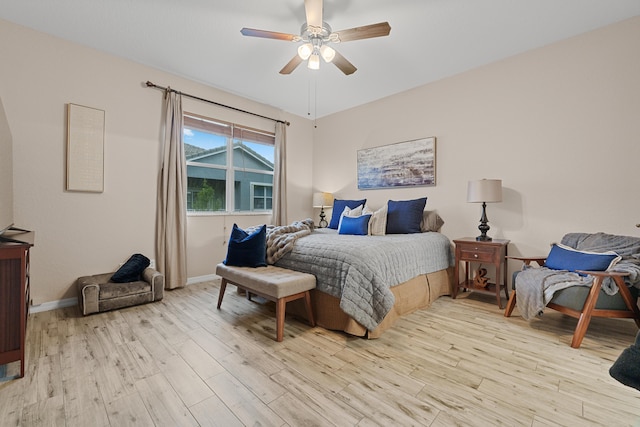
[
  {"xmin": 2, "ymin": 15, "xmax": 639, "ymax": 306},
  {"xmin": 313, "ymin": 17, "xmax": 640, "ymax": 274},
  {"xmin": 0, "ymin": 97, "xmax": 13, "ymax": 231},
  {"xmin": 0, "ymin": 19, "xmax": 314, "ymax": 304}
]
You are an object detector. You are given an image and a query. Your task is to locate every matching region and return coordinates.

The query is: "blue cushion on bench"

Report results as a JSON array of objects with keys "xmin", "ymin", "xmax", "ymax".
[{"xmin": 224, "ymin": 224, "xmax": 267, "ymax": 268}]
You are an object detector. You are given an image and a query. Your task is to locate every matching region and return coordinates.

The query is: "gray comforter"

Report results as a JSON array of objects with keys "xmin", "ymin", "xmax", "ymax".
[
  {"xmin": 275, "ymin": 228, "xmax": 454, "ymax": 331},
  {"xmin": 516, "ymin": 232, "xmax": 640, "ymax": 320}
]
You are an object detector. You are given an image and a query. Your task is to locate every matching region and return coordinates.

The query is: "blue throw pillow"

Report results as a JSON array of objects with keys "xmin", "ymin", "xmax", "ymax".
[
  {"xmin": 544, "ymin": 243, "xmax": 620, "ymax": 275},
  {"xmin": 111, "ymin": 253, "xmax": 150, "ymax": 283},
  {"xmin": 338, "ymin": 215, "xmax": 372, "ymax": 235},
  {"xmin": 328, "ymin": 199, "xmax": 366, "ymax": 229},
  {"xmin": 224, "ymin": 224, "xmax": 267, "ymax": 267},
  {"xmin": 386, "ymin": 197, "xmax": 427, "ymax": 234}
]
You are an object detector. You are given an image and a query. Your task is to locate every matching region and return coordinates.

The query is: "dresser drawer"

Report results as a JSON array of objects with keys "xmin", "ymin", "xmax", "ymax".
[{"xmin": 458, "ymin": 247, "xmax": 495, "ymax": 262}]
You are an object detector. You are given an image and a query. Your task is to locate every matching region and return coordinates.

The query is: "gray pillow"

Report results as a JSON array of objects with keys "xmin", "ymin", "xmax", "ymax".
[{"xmin": 420, "ymin": 210, "xmax": 444, "ymax": 232}]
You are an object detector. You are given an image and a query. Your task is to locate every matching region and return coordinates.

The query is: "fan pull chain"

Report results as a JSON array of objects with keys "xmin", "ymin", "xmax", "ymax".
[
  {"xmin": 307, "ymin": 79, "xmax": 312, "ymax": 118},
  {"xmin": 307, "ymin": 75, "xmax": 318, "ymax": 128},
  {"xmin": 314, "ymin": 78, "xmax": 318, "ymax": 128}
]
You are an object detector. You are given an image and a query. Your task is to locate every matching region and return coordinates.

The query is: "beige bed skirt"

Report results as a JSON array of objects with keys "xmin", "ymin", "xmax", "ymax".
[{"xmin": 287, "ymin": 267, "xmax": 453, "ymax": 338}]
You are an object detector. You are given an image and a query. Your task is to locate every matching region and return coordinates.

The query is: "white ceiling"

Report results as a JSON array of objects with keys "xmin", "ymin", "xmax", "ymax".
[{"xmin": 1, "ymin": 0, "xmax": 639, "ymax": 119}]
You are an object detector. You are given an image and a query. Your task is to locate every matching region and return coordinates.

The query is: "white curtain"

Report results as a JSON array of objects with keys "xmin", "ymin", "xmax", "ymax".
[
  {"xmin": 272, "ymin": 122, "xmax": 287, "ymax": 226},
  {"xmin": 156, "ymin": 90, "xmax": 187, "ymax": 289}
]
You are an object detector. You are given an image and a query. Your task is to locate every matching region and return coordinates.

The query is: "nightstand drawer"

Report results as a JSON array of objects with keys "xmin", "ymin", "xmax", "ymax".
[{"xmin": 459, "ymin": 248, "xmax": 495, "ymax": 262}]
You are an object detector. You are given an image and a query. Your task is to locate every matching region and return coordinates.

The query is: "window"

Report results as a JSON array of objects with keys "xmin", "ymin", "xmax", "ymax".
[
  {"xmin": 251, "ymin": 183, "xmax": 273, "ymax": 210},
  {"xmin": 183, "ymin": 114, "xmax": 275, "ymax": 213}
]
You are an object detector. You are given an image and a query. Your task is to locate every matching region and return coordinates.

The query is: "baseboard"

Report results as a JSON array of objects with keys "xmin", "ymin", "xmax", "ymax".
[
  {"xmin": 29, "ymin": 297, "xmax": 78, "ymax": 313},
  {"xmin": 187, "ymin": 274, "xmax": 219, "ymax": 285},
  {"xmin": 28, "ymin": 275, "xmax": 221, "ymax": 313}
]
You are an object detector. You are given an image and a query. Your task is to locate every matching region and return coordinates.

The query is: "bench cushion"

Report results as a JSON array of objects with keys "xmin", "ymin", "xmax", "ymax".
[{"xmin": 216, "ymin": 263, "xmax": 315, "ymax": 299}]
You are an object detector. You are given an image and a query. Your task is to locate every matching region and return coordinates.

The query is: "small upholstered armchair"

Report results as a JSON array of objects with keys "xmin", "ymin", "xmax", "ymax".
[
  {"xmin": 77, "ymin": 268, "xmax": 164, "ymax": 315},
  {"xmin": 77, "ymin": 254, "xmax": 164, "ymax": 315},
  {"xmin": 504, "ymin": 232, "xmax": 640, "ymax": 348}
]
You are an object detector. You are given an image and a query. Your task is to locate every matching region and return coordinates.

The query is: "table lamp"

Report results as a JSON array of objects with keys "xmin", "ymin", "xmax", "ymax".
[
  {"xmin": 467, "ymin": 179, "xmax": 502, "ymax": 241},
  {"xmin": 312, "ymin": 192, "xmax": 334, "ymax": 228}
]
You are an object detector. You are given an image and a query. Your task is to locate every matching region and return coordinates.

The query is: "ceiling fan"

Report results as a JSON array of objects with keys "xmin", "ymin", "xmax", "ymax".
[{"xmin": 240, "ymin": 0, "xmax": 391, "ymax": 75}]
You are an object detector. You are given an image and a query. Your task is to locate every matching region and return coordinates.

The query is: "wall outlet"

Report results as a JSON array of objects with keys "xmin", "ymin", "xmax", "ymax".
[{"xmin": 149, "ymin": 259, "xmax": 155, "ymax": 269}]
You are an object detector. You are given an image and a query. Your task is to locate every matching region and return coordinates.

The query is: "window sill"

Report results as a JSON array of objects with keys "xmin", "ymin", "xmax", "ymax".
[{"xmin": 187, "ymin": 211, "xmax": 272, "ymax": 217}]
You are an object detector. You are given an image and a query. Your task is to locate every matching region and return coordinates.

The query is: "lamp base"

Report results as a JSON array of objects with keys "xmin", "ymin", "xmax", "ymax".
[
  {"xmin": 476, "ymin": 201, "xmax": 492, "ymax": 241},
  {"xmin": 318, "ymin": 208, "xmax": 328, "ymax": 228}
]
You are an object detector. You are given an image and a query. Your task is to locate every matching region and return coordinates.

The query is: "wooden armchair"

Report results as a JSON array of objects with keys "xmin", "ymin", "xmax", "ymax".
[{"xmin": 505, "ymin": 255, "xmax": 640, "ymax": 349}]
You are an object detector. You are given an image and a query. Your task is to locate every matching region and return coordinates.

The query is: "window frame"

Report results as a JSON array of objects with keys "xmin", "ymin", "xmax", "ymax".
[
  {"xmin": 250, "ymin": 182, "xmax": 273, "ymax": 211},
  {"xmin": 183, "ymin": 113, "xmax": 275, "ymax": 215}
]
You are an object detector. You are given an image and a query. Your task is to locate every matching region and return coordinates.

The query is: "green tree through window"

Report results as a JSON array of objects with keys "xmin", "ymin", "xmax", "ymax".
[{"xmin": 194, "ymin": 179, "xmax": 214, "ymax": 211}]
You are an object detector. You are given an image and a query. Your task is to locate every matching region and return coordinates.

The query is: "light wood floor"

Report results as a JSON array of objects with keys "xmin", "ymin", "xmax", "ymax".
[{"xmin": 2, "ymin": 280, "xmax": 640, "ymax": 427}]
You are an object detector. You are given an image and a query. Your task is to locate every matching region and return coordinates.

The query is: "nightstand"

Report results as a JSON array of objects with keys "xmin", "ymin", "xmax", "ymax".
[{"xmin": 452, "ymin": 238, "xmax": 510, "ymax": 308}]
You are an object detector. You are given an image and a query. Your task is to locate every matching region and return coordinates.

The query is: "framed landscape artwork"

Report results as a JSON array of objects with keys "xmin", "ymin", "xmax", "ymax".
[{"xmin": 357, "ymin": 137, "xmax": 436, "ymax": 189}]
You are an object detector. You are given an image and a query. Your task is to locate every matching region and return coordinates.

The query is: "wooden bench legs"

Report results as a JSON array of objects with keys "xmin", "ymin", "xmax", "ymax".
[
  {"xmin": 274, "ymin": 291, "xmax": 316, "ymax": 342},
  {"xmin": 217, "ymin": 278, "xmax": 316, "ymax": 342},
  {"xmin": 216, "ymin": 278, "xmax": 228, "ymax": 309}
]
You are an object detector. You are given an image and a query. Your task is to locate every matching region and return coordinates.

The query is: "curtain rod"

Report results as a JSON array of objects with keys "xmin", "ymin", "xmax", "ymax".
[{"xmin": 145, "ymin": 81, "xmax": 290, "ymax": 126}]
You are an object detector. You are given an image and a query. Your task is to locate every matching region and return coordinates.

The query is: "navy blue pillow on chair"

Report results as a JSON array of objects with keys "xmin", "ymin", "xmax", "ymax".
[
  {"xmin": 111, "ymin": 253, "xmax": 150, "ymax": 283},
  {"xmin": 328, "ymin": 199, "xmax": 366, "ymax": 229},
  {"xmin": 224, "ymin": 224, "xmax": 267, "ymax": 267},
  {"xmin": 544, "ymin": 243, "xmax": 620, "ymax": 275},
  {"xmin": 386, "ymin": 197, "xmax": 427, "ymax": 234}
]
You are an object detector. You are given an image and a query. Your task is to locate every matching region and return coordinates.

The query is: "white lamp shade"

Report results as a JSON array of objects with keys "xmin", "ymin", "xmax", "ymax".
[
  {"xmin": 467, "ymin": 179, "xmax": 502, "ymax": 203},
  {"xmin": 313, "ymin": 192, "xmax": 334, "ymax": 208}
]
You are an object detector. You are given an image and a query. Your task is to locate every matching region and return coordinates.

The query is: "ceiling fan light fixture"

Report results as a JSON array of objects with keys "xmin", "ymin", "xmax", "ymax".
[
  {"xmin": 297, "ymin": 43, "xmax": 313, "ymax": 60},
  {"xmin": 240, "ymin": 0, "xmax": 391, "ymax": 75},
  {"xmin": 307, "ymin": 53, "xmax": 320, "ymax": 70},
  {"xmin": 320, "ymin": 45, "xmax": 335, "ymax": 63}
]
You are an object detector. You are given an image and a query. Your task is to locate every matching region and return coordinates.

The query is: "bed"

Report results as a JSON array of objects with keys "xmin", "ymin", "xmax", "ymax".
[{"xmin": 275, "ymin": 228, "xmax": 455, "ymax": 338}]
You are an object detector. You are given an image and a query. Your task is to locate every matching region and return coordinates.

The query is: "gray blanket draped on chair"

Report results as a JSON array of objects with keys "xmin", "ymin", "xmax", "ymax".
[{"xmin": 515, "ymin": 232, "xmax": 640, "ymax": 320}]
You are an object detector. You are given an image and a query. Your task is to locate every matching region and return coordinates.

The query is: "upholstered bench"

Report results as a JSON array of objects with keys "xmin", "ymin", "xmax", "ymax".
[
  {"xmin": 215, "ymin": 263, "xmax": 316, "ymax": 342},
  {"xmin": 76, "ymin": 267, "xmax": 164, "ymax": 315}
]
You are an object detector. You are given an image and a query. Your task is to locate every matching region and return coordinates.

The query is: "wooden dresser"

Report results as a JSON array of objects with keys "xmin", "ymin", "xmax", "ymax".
[{"xmin": 0, "ymin": 229, "xmax": 34, "ymax": 379}]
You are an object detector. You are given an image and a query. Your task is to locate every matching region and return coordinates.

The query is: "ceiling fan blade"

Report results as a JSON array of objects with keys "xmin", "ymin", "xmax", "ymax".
[
  {"xmin": 332, "ymin": 50, "xmax": 357, "ymax": 75},
  {"xmin": 334, "ymin": 22, "xmax": 391, "ymax": 42},
  {"xmin": 240, "ymin": 28, "xmax": 297, "ymax": 41},
  {"xmin": 305, "ymin": 0, "xmax": 323, "ymax": 29},
  {"xmin": 279, "ymin": 55, "xmax": 304, "ymax": 75}
]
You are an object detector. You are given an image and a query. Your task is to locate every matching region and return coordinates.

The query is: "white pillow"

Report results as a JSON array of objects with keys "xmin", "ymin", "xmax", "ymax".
[
  {"xmin": 363, "ymin": 205, "xmax": 387, "ymax": 236},
  {"xmin": 337, "ymin": 204, "xmax": 363, "ymax": 231}
]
